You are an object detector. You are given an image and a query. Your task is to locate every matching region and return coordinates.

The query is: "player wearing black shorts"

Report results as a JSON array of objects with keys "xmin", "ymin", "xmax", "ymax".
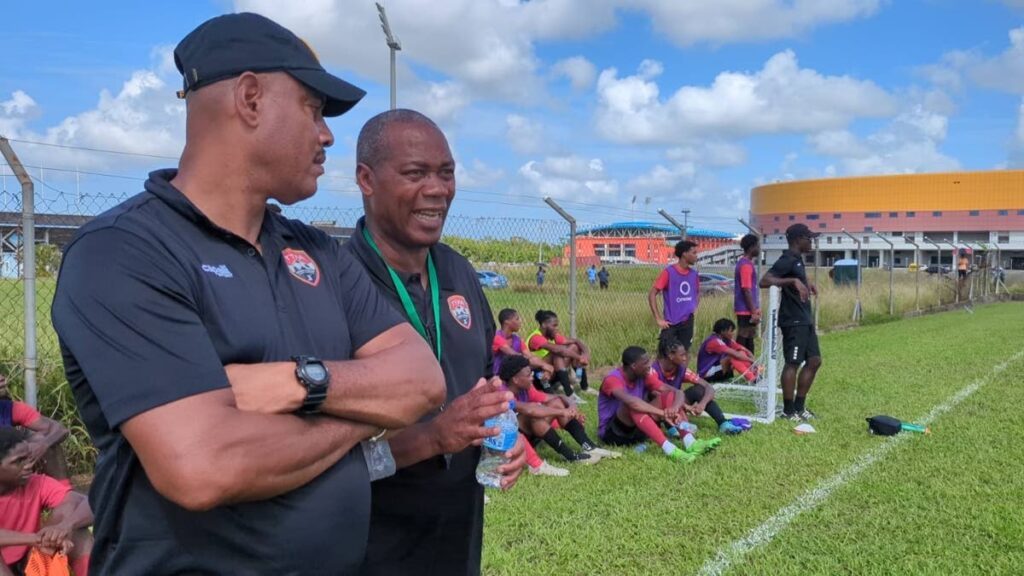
[{"xmin": 759, "ymin": 223, "xmax": 823, "ymax": 422}]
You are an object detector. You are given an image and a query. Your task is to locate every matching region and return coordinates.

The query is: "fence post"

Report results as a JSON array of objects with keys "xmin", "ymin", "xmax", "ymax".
[
  {"xmin": 905, "ymin": 237, "xmax": 921, "ymax": 312},
  {"xmin": 840, "ymin": 229, "xmax": 862, "ymax": 322},
  {"xmin": 873, "ymin": 232, "xmax": 895, "ymax": 315},
  {"xmin": 945, "ymin": 241, "xmax": 960, "ymax": 304},
  {"xmin": 924, "ymin": 237, "xmax": 943, "ymax": 305},
  {"xmin": 544, "ymin": 197, "xmax": 577, "ymax": 339},
  {"xmin": 0, "ymin": 137, "xmax": 37, "ymax": 408}
]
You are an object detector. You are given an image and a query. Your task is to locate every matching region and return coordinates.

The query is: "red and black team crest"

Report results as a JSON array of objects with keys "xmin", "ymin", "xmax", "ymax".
[
  {"xmin": 282, "ymin": 248, "xmax": 320, "ymax": 287},
  {"xmin": 448, "ymin": 295, "xmax": 472, "ymax": 329}
]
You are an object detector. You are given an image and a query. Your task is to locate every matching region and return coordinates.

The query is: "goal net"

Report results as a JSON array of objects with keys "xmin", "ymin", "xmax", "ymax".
[{"xmin": 711, "ymin": 286, "xmax": 782, "ymax": 424}]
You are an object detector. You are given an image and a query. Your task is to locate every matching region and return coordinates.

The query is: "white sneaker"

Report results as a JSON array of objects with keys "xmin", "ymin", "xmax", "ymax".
[
  {"xmin": 582, "ymin": 388, "xmax": 600, "ymax": 396},
  {"xmin": 529, "ymin": 460, "xmax": 570, "ymax": 477},
  {"xmin": 570, "ymin": 393, "xmax": 588, "ymax": 405},
  {"xmin": 588, "ymin": 447, "xmax": 622, "ymax": 459},
  {"xmin": 484, "ymin": 494, "xmax": 491, "ymax": 504}
]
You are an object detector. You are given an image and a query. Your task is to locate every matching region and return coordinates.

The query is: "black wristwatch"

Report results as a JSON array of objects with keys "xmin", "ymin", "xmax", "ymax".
[{"xmin": 293, "ymin": 356, "xmax": 331, "ymax": 414}]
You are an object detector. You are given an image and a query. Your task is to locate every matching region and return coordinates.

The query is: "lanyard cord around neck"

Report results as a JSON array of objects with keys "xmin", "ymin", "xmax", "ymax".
[{"xmin": 362, "ymin": 227, "xmax": 442, "ymax": 361}]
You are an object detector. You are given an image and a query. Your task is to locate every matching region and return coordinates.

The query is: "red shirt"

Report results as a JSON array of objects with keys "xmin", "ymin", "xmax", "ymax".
[
  {"xmin": 705, "ymin": 337, "xmax": 747, "ymax": 356},
  {"xmin": 736, "ymin": 261, "xmax": 757, "ymax": 316},
  {"xmin": 528, "ymin": 333, "xmax": 566, "ymax": 352},
  {"xmin": 11, "ymin": 401, "xmax": 41, "ymax": 427},
  {"xmin": 0, "ymin": 474, "xmax": 71, "ymax": 565}
]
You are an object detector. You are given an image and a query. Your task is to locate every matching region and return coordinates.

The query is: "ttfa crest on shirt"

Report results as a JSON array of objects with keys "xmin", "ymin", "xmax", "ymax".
[
  {"xmin": 448, "ymin": 295, "xmax": 472, "ymax": 329},
  {"xmin": 282, "ymin": 248, "xmax": 320, "ymax": 287}
]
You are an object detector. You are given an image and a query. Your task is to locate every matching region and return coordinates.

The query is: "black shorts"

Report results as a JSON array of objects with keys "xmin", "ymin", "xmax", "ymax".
[
  {"xmin": 660, "ymin": 316, "xmax": 695, "ymax": 351},
  {"xmin": 958, "ymin": 270, "xmax": 967, "ymax": 278},
  {"xmin": 737, "ymin": 315, "xmax": 756, "ymax": 329},
  {"xmin": 781, "ymin": 325, "xmax": 821, "ymax": 366},
  {"xmin": 599, "ymin": 418, "xmax": 647, "ymax": 446}
]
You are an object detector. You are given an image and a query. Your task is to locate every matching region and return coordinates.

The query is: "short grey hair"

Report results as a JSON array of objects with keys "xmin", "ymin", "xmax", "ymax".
[{"xmin": 356, "ymin": 109, "xmax": 442, "ymax": 168}]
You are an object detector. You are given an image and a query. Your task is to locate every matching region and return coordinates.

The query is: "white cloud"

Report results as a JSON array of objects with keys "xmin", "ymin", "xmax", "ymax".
[
  {"xmin": 0, "ymin": 91, "xmax": 40, "ymax": 138},
  {"xmin": 518, "ymin": 154, "xmax": 618, "ymax": 201},
  {"xmin": 595, "ymin": 51, "xmax": 897, "ymax": 144},
  {"xmin": 809, "ymin": 105, "xmax": 959, "ymax": 175},
  {"xmin": 402, "ymin": 80, "xmax": 470, "ymax": 124},
  {"xmin": 626, "ymin": 162, "xmax": 697, "ymax": 194},
  {"xmin": 235, "ymin": 0, "xmax": 618, "ymax": 108},
  {"xmin": 631, "ymin": 0, "xmax": 881, "ymax": 46},
  {"xmin": 505, "ymin": 114, "xmax": 545, "ymax": 154},
  {"xmin": 551, "ymin": 56, "xmax": 598, "ymax": 90},
  {"xmin": 456, "ymin": 159, "xmax": 505, "ymax": 189}
]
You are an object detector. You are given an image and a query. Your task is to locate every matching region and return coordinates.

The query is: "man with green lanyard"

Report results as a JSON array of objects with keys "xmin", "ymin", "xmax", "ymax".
[{"xmin": 346, "ymin": 109, "xmax": 527, "ymax": 576}]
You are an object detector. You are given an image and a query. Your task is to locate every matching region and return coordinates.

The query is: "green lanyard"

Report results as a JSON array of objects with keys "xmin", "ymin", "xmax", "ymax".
[{"xmin": 362, "ymin": 227, "xmax": 442, "ymax": 361}]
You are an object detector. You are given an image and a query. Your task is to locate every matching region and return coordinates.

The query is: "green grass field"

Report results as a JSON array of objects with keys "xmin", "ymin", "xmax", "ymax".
[{"xmin": 482, "ymin": 302, "xmax": 1024, "ymax": 575}]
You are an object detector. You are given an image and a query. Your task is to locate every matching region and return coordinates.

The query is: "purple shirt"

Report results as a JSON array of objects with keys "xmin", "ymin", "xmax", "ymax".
[
  {"xmin": 652, "ymin": 360, "xmax": 686, "ymax": 390},
  {"xmin": 598, "ymin": 368, "xmax": 650, "ymax": 437},
  {"xmin": 491, "ymin": 330, "xmax": 524, "ymax": 376},
  {"xmin": 734, "ymin": 257, "xmax": 760, "ymax": 314},
  {"xmin": 663, "ymin": 265, "xmax": 699, "ymax": 325},
  {"xmin": 697, "ymin": 334, "xmax": 737, "ymax": 378}
]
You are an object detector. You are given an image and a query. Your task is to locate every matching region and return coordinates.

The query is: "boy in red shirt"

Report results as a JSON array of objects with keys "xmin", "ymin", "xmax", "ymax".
[
  {"xmin": 499, "ymin": 356, "xmax": 619, "ymax": 466},
  {"xmin": 0, "ymin": 375, "xmax": 70, "ymax": 481},
  {"xmin": 653, "ymin": 336, "xmax": 746, "ymax": 435},
  {"xmin": 648, "ymin": 240, "xmax": 700, "ymax": 350},
  {"xmin": 0, "ymin": 428, "xmax": 93, "ymax": 576},
  {"xmin": 697, "ymin": 319, "xmax": 758, "ymax": 383},
  {"xmin": 733, "ymin": 234, "xmax": 761, "ymax": 355},
  {"xmin": 527, "ymin": 310, "xmax": 592, "ymax": 400}
]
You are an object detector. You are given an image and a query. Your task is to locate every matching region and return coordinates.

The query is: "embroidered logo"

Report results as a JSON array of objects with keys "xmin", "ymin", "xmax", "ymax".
[
  {"xmin": 282, "ymin": 248, "xmax": 320, "ymax": 287},
  {"xmin": 201, "ymin": 264, "xmax": 233, "ymax": 278},
  {"xmin": 448, "ymin": 295, "xmax": 472, "ymax": 329}
]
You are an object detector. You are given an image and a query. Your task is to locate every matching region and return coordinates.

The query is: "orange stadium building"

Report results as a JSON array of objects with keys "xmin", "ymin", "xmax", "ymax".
[
  {"xmin": 560, "ymin": 221, "xmax": 735, "ymax": 266},
  {"xmin": 750, "ymin": 171, "xmax": 1024, "ymax": 269}
]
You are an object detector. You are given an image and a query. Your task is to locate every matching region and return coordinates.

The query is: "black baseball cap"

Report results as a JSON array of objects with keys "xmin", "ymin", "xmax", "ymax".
[
  {"xmin": 785, "ymin": 223, "xmax": 821, "ymax": 241},
  {"xmin": 174, "ymin": 12, "xmax": 365, "ymax": 117}
]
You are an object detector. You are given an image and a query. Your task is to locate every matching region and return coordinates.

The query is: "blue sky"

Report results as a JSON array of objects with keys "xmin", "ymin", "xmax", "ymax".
[{"xmin": 3, "ymin": 1, "xmax": 1024, "ymax": 232}]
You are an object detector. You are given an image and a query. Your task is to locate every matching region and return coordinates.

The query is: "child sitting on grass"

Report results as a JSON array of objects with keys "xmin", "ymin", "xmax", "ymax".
[
  {"xmin": 697, "ymin": 319, "xmax": 758, "ymax": 383},
  {"xmin": 0, "ymin": 427, "xmax": 93, "ymax": 576}
]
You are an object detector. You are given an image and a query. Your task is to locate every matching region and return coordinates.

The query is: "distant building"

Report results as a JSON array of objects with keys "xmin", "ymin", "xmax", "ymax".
[
  {"xmin": 560, "ymin": 221, "xmax": 736, "ymax": 266},
  {"xmin": 751, "ymin": 171, "xmax": 1024, "ymax": 269}
]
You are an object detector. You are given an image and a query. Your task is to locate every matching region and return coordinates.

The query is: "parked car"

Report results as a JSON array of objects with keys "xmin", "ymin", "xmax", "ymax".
[
  {"xmin": 699, "ymin": 273, "xmax": 733, "ymax": 295},
  {"xmin": 924, "ymin": 265, "xmax": 951, "ymax": 275},
  {"xmin": 476, "ymin": 270, "xmax": 509, "ymax": 289}
]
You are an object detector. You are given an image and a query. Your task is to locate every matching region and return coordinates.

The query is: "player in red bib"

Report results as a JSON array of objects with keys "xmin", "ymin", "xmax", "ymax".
[
  {"xmin": 598, "ymin": 346, "xmax": 720, "ymax": 463},
  {"xmin": 0, "ymin": 375, "xmax": 70, "ymax": 482},
  {"xmin": 0, "ymin": 428, "xmax": 93, "ymax": 576},
  {"xmin": 499, "ymin": 356, "xmax": 619, "ymax": 467},
  {"xmin": 492, "ymin": 309, "xmax": 554, "ymax": 392},
  {"xmin": 697, "ymin": 319, "xmax": 758, "ymax": 383},
  {"xmin": 527, "ymin": 310, "xmax": 592, "ymax": 400},
  {"xmin": 733, "ymin": 234, "xmax": 761, "ymax": 355},
  {"xmin": 653, "ymin": 336, "xmax": 746, "ymax": 435}
]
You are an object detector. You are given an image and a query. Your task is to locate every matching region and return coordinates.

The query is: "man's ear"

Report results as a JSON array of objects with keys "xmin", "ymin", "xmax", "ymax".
[
  {"xmin": 356, "ymin": 163, "xmax": 375, "ymax": 199},
  {"xmin": 234, "ymin": 72, "xmax": 264, "ymax": 128}
]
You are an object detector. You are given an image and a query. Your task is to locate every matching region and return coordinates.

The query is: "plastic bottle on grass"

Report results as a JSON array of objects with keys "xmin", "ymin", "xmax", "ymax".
[{"xmin": 476, "ymin": 401, "xmax": 518, "ymax": 489}]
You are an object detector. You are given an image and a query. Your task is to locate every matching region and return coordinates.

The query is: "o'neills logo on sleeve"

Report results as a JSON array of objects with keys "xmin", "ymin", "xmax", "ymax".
[
  {"xmin": 282, "ymin": 248, "xmax": 320, "ymax": 287},
  {"xmin": 448, "ymin": 295, "xmax": 472, "ymax": 329}
]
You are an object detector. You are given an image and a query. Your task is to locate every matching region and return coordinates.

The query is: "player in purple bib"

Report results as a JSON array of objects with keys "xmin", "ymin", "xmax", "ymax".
[{"xmin": 648, "ymin": 240, "xmax": 700, "ymax": 350}]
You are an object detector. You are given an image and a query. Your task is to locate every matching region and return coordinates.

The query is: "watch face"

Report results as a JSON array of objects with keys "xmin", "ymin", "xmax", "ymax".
[{"xmin": 306, "ymin": 363, "xmax": 328, "ymax": 382}]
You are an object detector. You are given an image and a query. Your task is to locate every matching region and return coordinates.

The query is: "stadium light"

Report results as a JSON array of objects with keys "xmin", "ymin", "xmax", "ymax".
[{"xmin": 376, "ymin": 3, "xmax": 402, "ymax": 110}]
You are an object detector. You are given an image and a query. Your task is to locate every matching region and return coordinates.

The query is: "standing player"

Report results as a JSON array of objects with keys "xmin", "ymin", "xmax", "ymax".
[
  {"xmin": 759, "ymin": 223, "xmax": 822, "ymax": 421},
  {"xmin": 734, "ymin": 234, "xmax": 761, "ymax": 355},
  {"xmin": 648, "ymin": 240, "xmax": 700, "ymax": 350}
]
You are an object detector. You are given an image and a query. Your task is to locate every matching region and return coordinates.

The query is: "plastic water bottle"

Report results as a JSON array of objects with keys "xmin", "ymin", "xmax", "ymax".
[{"xmin": 476, "ymin": 401, "xmax": 518, "ymax": 489}]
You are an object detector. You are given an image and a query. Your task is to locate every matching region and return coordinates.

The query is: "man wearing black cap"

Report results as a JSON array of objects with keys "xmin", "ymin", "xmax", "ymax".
[
  {"xmin": 52, "ymin": 13, "xmax": 445, "ymax": 575},
  {"xmin": 759, "ymin": 223, "xmax": 823, "ymax": 422}
]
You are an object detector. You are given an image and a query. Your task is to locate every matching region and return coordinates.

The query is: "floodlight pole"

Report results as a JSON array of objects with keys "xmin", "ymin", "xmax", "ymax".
[
  {"xmin": 545, "ymin": 197, "xmax": 577, "ymax": 339},
  {"xmin": 905, "ymin": 237, "xmax": 921, "ymax": 312},
  {"xmin": 874, "ymin": 232, "xmax": 895, "ymax": 315},
  {"xmin": 680, "ymin": 209, "xmax": 690, "ymax": 240},
  {"xmin": 0, "ymin": 137, "xmax": 36, "ymax": 408},
  {"xmin": 841, "ymin": 229, "xmax": 862, "ymax": 322},
  {"xmin": 376, "ymin": 3, "xmax": 402, "ymax": 110}
]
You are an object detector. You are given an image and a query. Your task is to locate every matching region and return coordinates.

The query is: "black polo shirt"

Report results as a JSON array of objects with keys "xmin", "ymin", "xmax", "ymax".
[
  {"xmin": 345, "ymin": 218, "xmax": 495, "ymax": 576},
  {"xmin": 768, "ymin": 249, "xmax": 814, "ymax": 327},
  {"xmin": 51, "ymin": 169, "xmax": 404, "ymax": 576}
]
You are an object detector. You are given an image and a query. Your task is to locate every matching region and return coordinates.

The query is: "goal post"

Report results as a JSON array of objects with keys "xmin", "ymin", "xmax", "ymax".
[{"xmin": 712, "ymin": 286, "xmax": 781, "ymax": 424}]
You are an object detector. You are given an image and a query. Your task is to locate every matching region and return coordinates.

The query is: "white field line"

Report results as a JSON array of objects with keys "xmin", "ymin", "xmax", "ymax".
[{"xmin": 696, "ymin": 348, "xmax": 1024, "ymax": 576}]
